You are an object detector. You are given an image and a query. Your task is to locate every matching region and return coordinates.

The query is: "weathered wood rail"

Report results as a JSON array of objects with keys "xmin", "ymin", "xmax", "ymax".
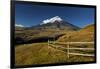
[{"xmin": 48, "ymin": 40, "xmax": 94, "ymax": 58}]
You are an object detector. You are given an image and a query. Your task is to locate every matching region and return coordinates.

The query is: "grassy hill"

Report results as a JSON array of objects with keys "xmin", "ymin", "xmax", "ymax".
[
  {"xmin": 57, "ymin": 24, "xmax": 94, "ymax": 42},
  {"xmin": 81, "ymin": 24, "xmax": 94, "ymax": 32},
  {"xmin": 15, "ymin": 24, "xmax": 95, "ymax": 66}
]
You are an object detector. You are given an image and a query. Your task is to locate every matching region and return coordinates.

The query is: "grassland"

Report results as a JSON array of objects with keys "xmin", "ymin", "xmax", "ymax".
[
  {"xmin": 57, "ymin": 24, "xmax": 94, "ymax": 42},
  {"xmin": 15, "ymin": 42, "xmax": 95, "ymax": 66},
  {"xmin": 15, "ymin": 43, "xmax": 68, "ymax": 65},
  {"xmin": 15, "ymin": 24, "xmax": 95, "ymax": 66}
]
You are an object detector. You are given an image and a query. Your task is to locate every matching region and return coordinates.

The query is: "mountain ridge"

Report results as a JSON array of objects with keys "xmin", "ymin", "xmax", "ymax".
[
  {"xmin": 27, "ymin": 16, "xmax": 80, "ymax": 31},
  {"xmin": 15, "ymin": 16, "xmax": 80, "ymax": 31}
]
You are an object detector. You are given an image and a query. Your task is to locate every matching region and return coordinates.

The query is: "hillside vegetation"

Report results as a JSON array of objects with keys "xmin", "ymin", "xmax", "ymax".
[
  {"xmin": 15, "ymin": 43, "xmax": 94, "ymax": 66},
  {"xmin": 57, "ymin": 24, "xmax": 94, "ymax": 42},
  {"xmin": 15, "ymin": 24, "xmax": 95, "ymax": 66}
]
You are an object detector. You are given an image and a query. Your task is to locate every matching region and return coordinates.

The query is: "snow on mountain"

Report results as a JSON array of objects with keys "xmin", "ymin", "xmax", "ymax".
[{"xmin": 40, "ymin": 16, "xmax": 63, "ymax": 25}]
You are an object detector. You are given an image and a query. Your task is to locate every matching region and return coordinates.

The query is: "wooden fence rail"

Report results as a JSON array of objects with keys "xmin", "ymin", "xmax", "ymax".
[
  {"xmin": 48, "ymin": 40, "xmax": 94, "ymax": 58},
  {"xmin": 49, "ymin": 42, "xmax": 94, "ymax": 44},
  {"xmin": 69, "ymin": 53, "xmax": 94, "ymax": 57}
]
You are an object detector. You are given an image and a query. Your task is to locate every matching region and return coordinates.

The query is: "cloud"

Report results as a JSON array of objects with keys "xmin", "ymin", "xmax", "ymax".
[{"xmin": 15, "ymin": 24, "xmax": 24, "ymax": 27}]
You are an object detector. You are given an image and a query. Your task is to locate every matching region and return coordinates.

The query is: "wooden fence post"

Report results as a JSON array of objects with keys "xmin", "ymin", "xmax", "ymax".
[
  {"xmin": 48, "ymin": 39, "xmax": 49, "ymax": 49},
  {"xmin": 67, "ymin": 42, "xmax": 69, "ymax": 59},
  {"xmin": 53, "ymin": 37, "xmax": 55, "ymax": 44},
  {"xmin": 67, "ymin": 35, "xmax": 70, "ymax": 59}
]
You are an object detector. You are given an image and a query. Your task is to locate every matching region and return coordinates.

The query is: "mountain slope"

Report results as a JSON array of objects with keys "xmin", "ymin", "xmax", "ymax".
[
  {"xmin": 57, "ymin": 24, "xmax": 94, "ymax": 42},
  {"xmin": 29, "ymin": 16, "xmax": 80, "ymax": 31},
  {"xmin": 80, "ymin": 24, "xmax": 94, "ymax": 32},
  {"xmin": 15, "ymin": 16, "xmax": 81, "ymax": 44}
]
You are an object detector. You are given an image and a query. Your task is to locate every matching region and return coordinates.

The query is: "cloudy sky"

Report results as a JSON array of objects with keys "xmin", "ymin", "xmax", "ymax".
[{"xmin": 15, "ymin": 2, "xmax": 95, "ymax": 27}]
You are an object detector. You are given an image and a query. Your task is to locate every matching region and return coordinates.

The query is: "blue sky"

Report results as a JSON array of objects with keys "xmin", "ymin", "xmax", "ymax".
[{"xmin": 15, "ymin": 3, "xmax": 95, "ymax": 27}]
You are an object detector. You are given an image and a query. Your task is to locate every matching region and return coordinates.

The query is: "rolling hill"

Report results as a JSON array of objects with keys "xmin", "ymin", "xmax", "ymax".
[{"xmin": 57, "ymin": 24, "xmax": 94, "ymax": 42}]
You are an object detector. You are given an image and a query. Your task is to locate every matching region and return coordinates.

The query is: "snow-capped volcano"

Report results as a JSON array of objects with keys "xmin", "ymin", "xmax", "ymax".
[
  {"xmin": 41, "ymin": 16, "xmax": 63, "ymax": 25},
  {"xmin": 29, "ymin": 16, "xmax": 80, "ymax": 31}
]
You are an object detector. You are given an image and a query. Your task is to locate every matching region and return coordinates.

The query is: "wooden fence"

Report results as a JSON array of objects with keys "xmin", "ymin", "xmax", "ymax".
[{"xmin": 48, "ymin": 40, "xmax": 94, "ymax": 58}]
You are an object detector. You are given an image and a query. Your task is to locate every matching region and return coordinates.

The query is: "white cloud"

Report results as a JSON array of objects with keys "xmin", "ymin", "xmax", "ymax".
[
  {"xmin": 41, "ymin": 16, "xmax": 62, "ymax": 25},
  {"xmin": 15, "ymin": 24, "xmax": 24, "ymax": 27}
]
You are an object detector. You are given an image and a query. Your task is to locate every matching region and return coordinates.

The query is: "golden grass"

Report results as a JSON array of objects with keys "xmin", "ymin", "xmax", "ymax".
[
  {"xmin": 15, "ymin": 24, "xmax": 95, "ymax": 66},
  {"xmin": 57, "ymin": 24, "xmax": 94, "ymax": 42},
  {"xmin": 15, "ymin": 42, "xmax": 95, "ymax": 66},
  {"xmin": 15, "ymin": 43, "xmax": 68, "ymax": 66}
]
